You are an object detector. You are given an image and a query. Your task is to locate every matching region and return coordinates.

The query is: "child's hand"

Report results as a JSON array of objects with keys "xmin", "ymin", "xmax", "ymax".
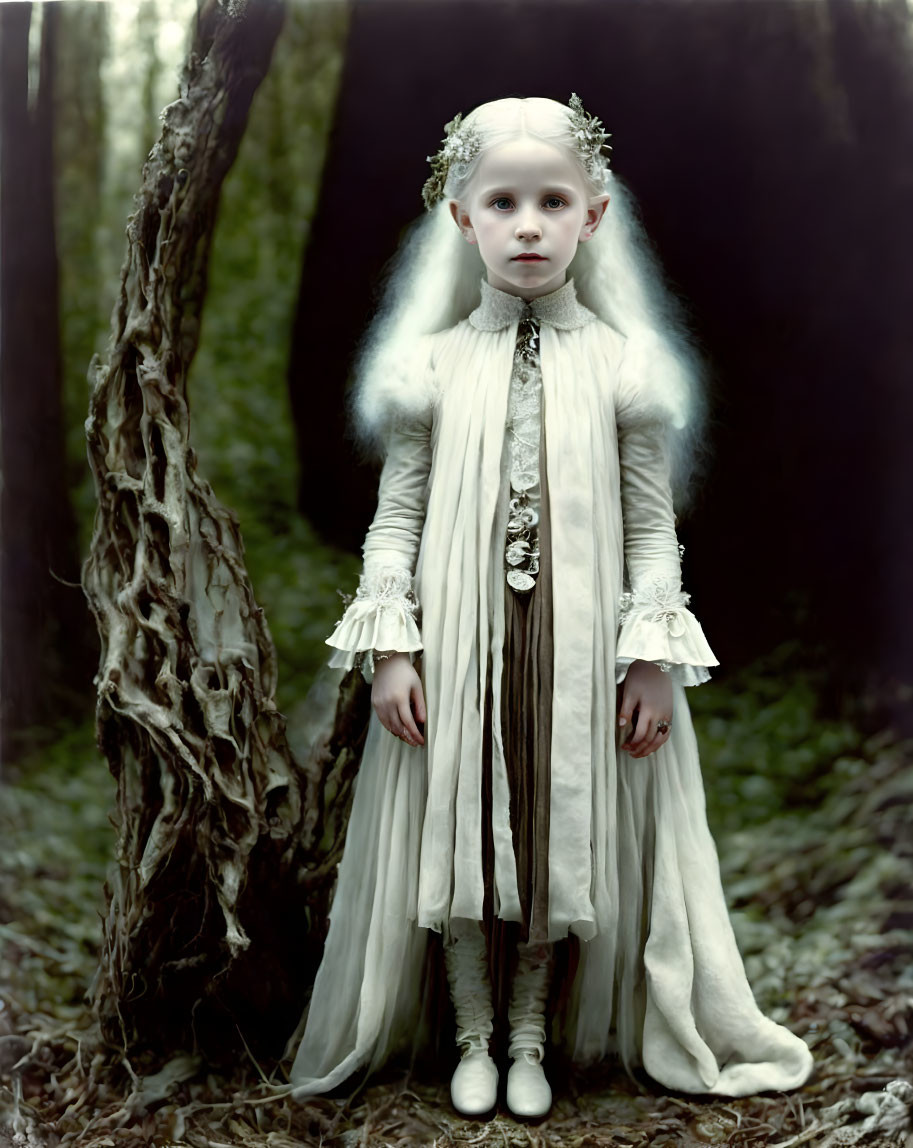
[
  {"xmin": 371, "ymin": 652, "xmax": 427, "ymax": 747},
  {"xmin": 618, "ymin": 660, "xmax": 674, "ymax": 758}
]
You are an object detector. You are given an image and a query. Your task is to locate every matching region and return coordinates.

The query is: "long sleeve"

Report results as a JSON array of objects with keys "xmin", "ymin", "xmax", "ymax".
[
  {"xmin": 326, "ymin": 417, "xmax": 432, "ymax": 680},
  {"xmin": 616, "ymin": 420, "xmax": 718, "ymax": 687}
]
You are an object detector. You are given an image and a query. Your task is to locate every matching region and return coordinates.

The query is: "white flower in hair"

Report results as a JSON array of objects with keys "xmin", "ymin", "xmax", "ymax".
[{"xmin": 422, "ymin": 113, "xmax": 482, "ymax": 210}]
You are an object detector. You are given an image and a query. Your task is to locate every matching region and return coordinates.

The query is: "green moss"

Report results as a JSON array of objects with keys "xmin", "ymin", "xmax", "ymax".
[{"xmin": 690, "ymin": 643, "xmax": 865, "ymax": 835}]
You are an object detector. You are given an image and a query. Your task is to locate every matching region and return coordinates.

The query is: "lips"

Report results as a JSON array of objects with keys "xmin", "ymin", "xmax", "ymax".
[{"xmin": 513, "ymin": 254, "xmax": 546, "ymax": 262}]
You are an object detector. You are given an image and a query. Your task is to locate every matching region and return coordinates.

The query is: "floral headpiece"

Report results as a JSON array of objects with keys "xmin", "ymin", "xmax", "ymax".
[
  {"xmin": 421, "ymin": 114, "xmax": 481, "ymax": 211},
  {"xmin": 421, "ymin": 94, "xmax": 612, "ymax": 211},
  {"xmin": 567, "ymin": 92, "xmax": 612, "ymax": 185}
]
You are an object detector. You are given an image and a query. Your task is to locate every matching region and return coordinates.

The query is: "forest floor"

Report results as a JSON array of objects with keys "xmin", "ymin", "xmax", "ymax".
[{"xmin": 1, "ymin": 650, "xmax": 912, "ymax": 1148}]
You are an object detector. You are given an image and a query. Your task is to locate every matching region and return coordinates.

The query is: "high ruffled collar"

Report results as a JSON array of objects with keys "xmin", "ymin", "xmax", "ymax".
[{"xmin": 469, "ymin": 278, "xmax": 596, "ymax": 332}]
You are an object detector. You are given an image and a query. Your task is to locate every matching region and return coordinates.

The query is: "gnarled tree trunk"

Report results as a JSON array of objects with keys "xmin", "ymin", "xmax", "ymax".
[{"xmin": 82, "ymin": 0, "xmax": 367, "ymax": 1066}]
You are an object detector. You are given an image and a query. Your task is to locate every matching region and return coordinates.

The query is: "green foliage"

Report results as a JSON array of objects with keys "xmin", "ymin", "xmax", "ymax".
[
  {"xmin": 242, "ymin": 514, "xmax": 360, "ymax": 716},
  {"xmin": 0, "ymin": 721, "xmax": 111, "ymax": 1014},
  {"xmin": 190, "ymin": 1, "xmax": 348, "ymax": 509},
  {"xmin": 690, "ymin": 642, "xmax": 866, "ymax": 835},
  {"xmin": 55, "ymin": 2, "xmax": 110, "ymax": 554}
]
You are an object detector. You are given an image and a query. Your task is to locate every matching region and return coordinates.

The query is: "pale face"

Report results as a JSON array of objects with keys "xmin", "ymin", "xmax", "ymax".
[{"xmin": 450, "ymin": 137, "xmax": 609, "ymax": 300}]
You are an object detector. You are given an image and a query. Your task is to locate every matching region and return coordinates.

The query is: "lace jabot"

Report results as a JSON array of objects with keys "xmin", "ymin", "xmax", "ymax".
[
  {"xmin": 469, "ymin": 278, "xmax": 596, "ymax": 332},
  {"xmin": 504, "ymin": 317, "xmax": 542, "ymax": 593},
  {"xmin": 469, "ymin": 280, "xmax": 596, "ymax": 595}
]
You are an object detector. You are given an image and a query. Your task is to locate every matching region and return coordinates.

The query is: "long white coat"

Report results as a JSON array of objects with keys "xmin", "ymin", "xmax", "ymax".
[{"xmin": 289, "ymin": 281, "xmax": 813, "ymax": 1098}]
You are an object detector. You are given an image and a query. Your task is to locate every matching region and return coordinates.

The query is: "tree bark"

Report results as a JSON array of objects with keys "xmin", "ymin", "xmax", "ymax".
[
  {"xmin": 82, "ymin": 0, "xmax": 365, "ymax": 1065},
  {"xmin": 0, "ymin": 2, "xmax": 93, "ymax": 769}
]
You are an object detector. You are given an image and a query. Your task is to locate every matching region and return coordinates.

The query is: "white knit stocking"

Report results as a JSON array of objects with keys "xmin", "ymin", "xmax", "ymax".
[
  {"xmin": 443, "ymin": 919, "xmax": 494, "ymax": 1056},
  {"xmin": 507, "ymin": 939, "xmax": 553, "ymax": 1063}
]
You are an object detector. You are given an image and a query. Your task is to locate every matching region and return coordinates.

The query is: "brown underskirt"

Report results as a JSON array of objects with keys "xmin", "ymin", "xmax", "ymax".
[{"xmin": 481, "ymin": 430, "xmax": 555, "ymax": 1017}]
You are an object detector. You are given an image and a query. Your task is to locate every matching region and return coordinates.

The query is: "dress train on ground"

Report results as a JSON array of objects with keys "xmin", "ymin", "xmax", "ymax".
[{"xmin": 288, "ymin": 683, "xmax": 812, "ymax": 1098}]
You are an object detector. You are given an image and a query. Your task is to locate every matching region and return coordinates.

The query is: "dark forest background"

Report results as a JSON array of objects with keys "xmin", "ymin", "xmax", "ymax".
[{"xmin": 294, "ymin": 0, "xmax": 913, "ymax": 728}]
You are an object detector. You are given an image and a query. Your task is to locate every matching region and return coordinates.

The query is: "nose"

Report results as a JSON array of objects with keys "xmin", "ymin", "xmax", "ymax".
[{"xmin": 515, "ymin": 211, "xmax": 542, "ymax": 241}]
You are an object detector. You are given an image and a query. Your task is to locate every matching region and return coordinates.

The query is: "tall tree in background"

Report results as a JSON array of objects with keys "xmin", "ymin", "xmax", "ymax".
[
  {"xmin": 138, "ymin": 0, "xmax": 164, "ymax": 162},
  {"xmin": 56, "ymin": 1, "xmax": 108, "ymax": 538},
  {"xmin": 0, "ymin": 2, "xmax": 95, "ymax": 768},
  {"xmin": 81, "ymin": 0, "xmax": 366, "ymax": 1064}
]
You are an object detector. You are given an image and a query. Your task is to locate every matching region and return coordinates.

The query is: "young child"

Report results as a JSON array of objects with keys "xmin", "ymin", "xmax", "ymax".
[{"xmin": 287, "ymin": 95, "xmax": 813, "ymax": 1118}]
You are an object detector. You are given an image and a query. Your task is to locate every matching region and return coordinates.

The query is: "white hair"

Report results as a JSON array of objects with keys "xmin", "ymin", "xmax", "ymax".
[{"xmin": 351, "ymin": 96, "xmax": 707, "ymax": 509}]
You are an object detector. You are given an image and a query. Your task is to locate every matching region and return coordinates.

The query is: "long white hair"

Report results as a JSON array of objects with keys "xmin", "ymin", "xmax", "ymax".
[{"xmin": 351, "ymin": 96, "xmax": 707, "ymax": 508}]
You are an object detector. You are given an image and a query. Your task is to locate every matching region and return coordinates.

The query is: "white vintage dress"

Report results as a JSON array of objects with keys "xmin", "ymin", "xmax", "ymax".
[{"xmin": 288, "ymin": 280, "xmax": 813, "ymax": 1098}]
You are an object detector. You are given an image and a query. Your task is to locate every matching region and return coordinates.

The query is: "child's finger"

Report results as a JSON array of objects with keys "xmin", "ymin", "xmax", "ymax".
[
  {"xmin": 617, "ymin": 689, "xmax": 635, "ymax": 733},
  {"xmin": 628, "ymin": 710, "xmax": 668, "ymax": 755},
  {"xmin": 375, "ymin": 695, "xmax": 406, "ymax": 739},
  {"xmin": 629, "ymin": 710, "xmax": 657, "ymax": 753},
  {"xmin": 634, "ymin": 730, "xmax": 664, "ymax": 758},
  {"xmin": 634, "ymin": 718, "xmax": 672, "ymax": 758},
  {"xmin": 397, "ymin": 699, "xmax": 423, "ymax": 746},
  {"xmin": 412, "ymin": 680, "xmax": 427, "ymax": 725},
  {"xmin": 375, "ymin": 700, "xmax": 397, "ymax": 737},
  {"xmin": 624, "ymin": 705, "xmax": 650, "ymax": 749}
]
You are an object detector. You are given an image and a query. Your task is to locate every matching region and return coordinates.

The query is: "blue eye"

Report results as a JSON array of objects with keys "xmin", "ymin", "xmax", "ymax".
[
  {"xmin": 491, "ymin": 197, "xmax": 513, "ymax": 210},
  {"xmin": 544, "ymin": 196, "xmax": 567, "ymax": 209}
]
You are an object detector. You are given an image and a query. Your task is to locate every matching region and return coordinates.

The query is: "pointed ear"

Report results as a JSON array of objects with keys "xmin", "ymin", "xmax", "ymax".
[
  {"xmin": 449, "ymin": 199, "xmax": 477, "ymax": 245},
  {"xmin": 579, "ymin": 194, "xmax": 610, "ymax": 242}
]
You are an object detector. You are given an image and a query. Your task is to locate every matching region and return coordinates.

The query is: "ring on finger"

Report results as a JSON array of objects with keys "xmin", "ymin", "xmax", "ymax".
[{"xmin": 656, "ymin": 719, "xmax": 672, "ymax": 734}]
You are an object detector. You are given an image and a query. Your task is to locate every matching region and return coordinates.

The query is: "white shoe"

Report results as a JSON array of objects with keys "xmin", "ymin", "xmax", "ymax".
[
  {"xmin": 444, "ymin": 921, "xmax": 497, "ymax": 1118},
  {"xmin": 506, "ymin": 1051, "xmax": 552, "ymax": 1118},
  {"xmin": 451, "ymin": 1049, "xmax": 498, "ymax": 1117},
  {"xmin": 506, "ymin": 939, "xmax": 554, "ymax": 1118}
]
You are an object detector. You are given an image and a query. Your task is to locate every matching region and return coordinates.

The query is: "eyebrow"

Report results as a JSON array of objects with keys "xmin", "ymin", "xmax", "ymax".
[{"xmin": 477, "ymin": 183, "xmax": 580, "ymax": 198}]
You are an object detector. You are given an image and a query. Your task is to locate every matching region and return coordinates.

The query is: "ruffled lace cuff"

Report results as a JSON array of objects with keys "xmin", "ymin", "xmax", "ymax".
[
  {"xmin": 326, "ymin": 566, "xmax": 423, "ymax": 681},
  {"xmin": 615, "ymin": 577, "xmax": 719, "ymax": 688}
]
